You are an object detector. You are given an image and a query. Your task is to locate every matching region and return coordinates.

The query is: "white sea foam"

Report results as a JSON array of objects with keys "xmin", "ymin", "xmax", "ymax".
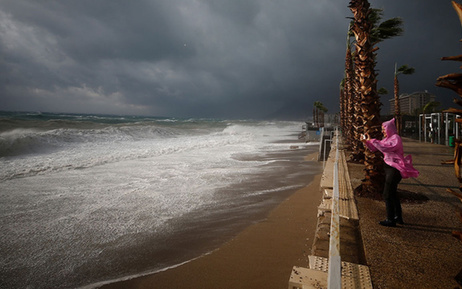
[{"xmin": 0, "ymin": 116, "xmax": 321, "ymax": 288}]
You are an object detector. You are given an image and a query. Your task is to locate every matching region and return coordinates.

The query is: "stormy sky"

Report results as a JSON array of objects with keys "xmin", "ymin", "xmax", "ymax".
[{"xmin": 0, "ymin": 0, "xmax": 461, "ymax": 119}]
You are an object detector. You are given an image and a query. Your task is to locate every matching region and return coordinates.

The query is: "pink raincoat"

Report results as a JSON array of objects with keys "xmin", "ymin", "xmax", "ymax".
[{"xmin": 364, "ymin": 119, "xmax": 419, "ymax": 179}]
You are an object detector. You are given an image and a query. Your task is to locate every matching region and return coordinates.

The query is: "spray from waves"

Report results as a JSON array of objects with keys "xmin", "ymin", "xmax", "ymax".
[
  {"xmin": 0, "ymin": 125, "xmax": 181, "ymax": 158},
  {"xmin": 0, "ymin": 123, "xmax": 258, "ymax": 182},
  {"xmin": 0, "ymin": 114, "xmax": 308, "ymax": 183},
  {"xmin": 0, "ymin": 128, "xmax": 46, "ymax": 157}
]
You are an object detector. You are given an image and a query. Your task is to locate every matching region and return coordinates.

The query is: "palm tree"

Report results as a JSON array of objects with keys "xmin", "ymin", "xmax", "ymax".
[
  {"xmin": 394, "ymin": 64, "xmax": 415, "ymax": 134},
  {"xmin": 348, "ymin": 0, "xmax": 384, "ymax": 195},
  {"xmin": 344, "ymin": 29, "xmax": 356, "ymax": 149},
  {"xmin": 313, "ymin": 101, "xmax": 328, "ymax": 128},
  {"xmin": 345, "ymin": 2, "xmax": 405, "ymax": 196},
  {"xmin": 340, "ymin": 78, "xmax": 346, "ymax": 134},
  {"xmin": 344, "ymin": 8, "xmax": 403, "ymax": 164}
]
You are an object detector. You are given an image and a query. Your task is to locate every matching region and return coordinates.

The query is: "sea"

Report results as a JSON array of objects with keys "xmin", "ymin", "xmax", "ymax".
[{"xmin": 0, "ymin": 111, "xmax": 322, "ymax": 289}]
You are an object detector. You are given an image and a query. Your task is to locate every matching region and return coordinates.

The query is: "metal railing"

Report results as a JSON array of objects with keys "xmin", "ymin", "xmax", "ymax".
[{"xmin": 328, "ymin": 128, "xmax": 341, "ymax": 289}]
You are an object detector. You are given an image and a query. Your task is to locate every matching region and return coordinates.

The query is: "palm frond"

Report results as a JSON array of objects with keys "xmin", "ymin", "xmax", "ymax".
[
  {"xmin": 397, "ymin": 64, "xmax": 415, "ymax": 75},
  {"xmin": 452, "ymin": 1, "xmax": 462, "ymax": 27},
  {"xmin": 368, "ymin": 8, "xmax": 383, "ymax": 27},
  {"xmin": 378, "ymin": 87, "xmax": 389, "ymax": 95},
  {"xmin": 372, "ymin": 17, "xmax": 404, "ymax": 43}
]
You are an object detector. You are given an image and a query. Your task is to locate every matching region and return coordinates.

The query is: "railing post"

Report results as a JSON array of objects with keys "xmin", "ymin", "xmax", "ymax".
[{"xmin": 319, "ymin": 127, "xmax": 324, "ymax": 162}]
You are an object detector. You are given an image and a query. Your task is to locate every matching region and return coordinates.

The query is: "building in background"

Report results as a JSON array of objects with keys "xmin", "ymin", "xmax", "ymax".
[{"xmin": 389, "ymin": 91, "xmax": 436, "ymax": 115}]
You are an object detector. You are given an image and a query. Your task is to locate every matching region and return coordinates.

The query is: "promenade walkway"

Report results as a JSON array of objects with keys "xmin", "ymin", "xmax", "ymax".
[
  {"xmin": 348, "ymin": 138, "xmax": 462, "ymax": 288},
  {"xmin": 290, "ymin": 137, "xmax": 462, "ymax": 289}
]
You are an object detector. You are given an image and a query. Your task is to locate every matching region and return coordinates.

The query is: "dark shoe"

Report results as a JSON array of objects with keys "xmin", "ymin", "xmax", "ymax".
[
  {"xmin": 379, "ymin": 219, "xmax": 396, "ymax": 227},
  {"xmin": 394, "ymin": 217, "xmax": 404, "ymax": 225}
]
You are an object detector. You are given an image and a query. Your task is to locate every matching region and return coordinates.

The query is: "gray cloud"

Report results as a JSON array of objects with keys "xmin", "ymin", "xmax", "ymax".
[{"xmin": 0, "ymin": 0, "xmax": 461, "ymax": 119}]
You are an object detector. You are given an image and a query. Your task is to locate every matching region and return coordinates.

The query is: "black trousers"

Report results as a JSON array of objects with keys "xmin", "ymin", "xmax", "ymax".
[{"xmin": 383, "ymin": 164, "xmax": 402, "ymax": 220}]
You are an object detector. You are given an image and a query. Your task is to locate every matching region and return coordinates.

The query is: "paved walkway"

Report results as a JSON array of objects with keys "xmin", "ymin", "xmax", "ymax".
[{"xmin": 348, "ymin": 138, "xmax": 462, "ymax": 288}]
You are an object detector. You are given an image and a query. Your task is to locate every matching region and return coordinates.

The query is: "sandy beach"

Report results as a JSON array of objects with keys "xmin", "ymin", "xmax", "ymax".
[{"xmin": 100, "ymin": 152, "xmax": 322, "ymax": 289}]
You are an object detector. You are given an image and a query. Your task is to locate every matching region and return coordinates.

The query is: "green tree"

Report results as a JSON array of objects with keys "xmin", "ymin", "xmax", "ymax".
[
  {"xmin": 394, "ymin": 64, "xmax": 415, "ymax": 134},
  {"xmin": 343, "ymin": 8, "xmax": 403, "ymax": 164},
  {"xmin": 423, "ymin": 101, "xmax": 441, "ymax": 114},
  {"xmin": 340, "ymin": 78, "xmax": 346, "ymax": 135},
  {"xmin": 313, "ymin": 101, "xmax": 328, "ymax": 128},
  {"xmin": 378, "ymin": 87, "xmax": 389, "ymax": 95},
  {"xmin": 348, "ymin": 1, "xmax": 404, "ymax": 196},
  {"xmin": 342, "ymin": 26, "xmax": 355, "ymax": 149}
]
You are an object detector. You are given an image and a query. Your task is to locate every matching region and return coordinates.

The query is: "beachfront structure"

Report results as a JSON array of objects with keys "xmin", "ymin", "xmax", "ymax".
[
  {"xmin": 389, "ymin": 91, "xmax": 436, "ymax": 115},
  {"xmin": 419, "ymin": 112, "xmax": 459, "ymax": 146}
]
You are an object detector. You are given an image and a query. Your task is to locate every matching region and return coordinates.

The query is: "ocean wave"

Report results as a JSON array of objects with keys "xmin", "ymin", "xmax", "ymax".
[
  {"xmin": 0, "ymin": 127, "xmax": 255, "ymax": 182},
  {"xmin": 0, "ymin": 117, "xmax": 307, "ymax": 182},
  {"xmin": 0, "ymin": 128, "xmax": 56, "ymax": 157},
  {"xmin": 0, "ymin": 125, "xmax": 181, "ymax": 158}
]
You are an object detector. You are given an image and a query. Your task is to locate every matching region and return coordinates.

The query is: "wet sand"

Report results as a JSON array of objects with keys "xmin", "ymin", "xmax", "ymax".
[{"xmin": 100, "ymin": 152, "xmax": 323, "ymax": 289}]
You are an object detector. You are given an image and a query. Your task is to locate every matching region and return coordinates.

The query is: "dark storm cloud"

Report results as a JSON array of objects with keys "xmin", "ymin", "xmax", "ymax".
[
  {"xmin": 372, "ymin": 0, "xmax": 462, "ymax": 113},
  {"xmin": 0, "ymin": 0, "xmax": 461, "ymax": 118}
]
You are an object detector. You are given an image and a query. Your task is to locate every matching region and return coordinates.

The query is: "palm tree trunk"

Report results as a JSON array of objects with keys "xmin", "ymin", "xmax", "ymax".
[
  {"xmin": 340, "ymin": 84, "xmax": 346, "ymax": 134},
  {"xmin": 344, "ymin": 43, "xmax": 355, "ymax": 148},
  {"xmin": 349, "ymin": 0, "xmax": 384, "ymax": 196},
  {"xmin": 313, "ymin": 107, "xmax": 318, "ymax": 128},
  {"xmin": 349, "ymin": 53, "xmax": 365, "ymax": 162},
  {"xmin": 394, "ymin": 68, "xmax": 401, "ymax": 134}
]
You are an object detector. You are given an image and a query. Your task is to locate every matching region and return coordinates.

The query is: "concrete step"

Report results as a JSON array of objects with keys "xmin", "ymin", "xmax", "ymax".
[{"xmin": 289, "ymin": 256, "xmax": 373, "ymax": 289}]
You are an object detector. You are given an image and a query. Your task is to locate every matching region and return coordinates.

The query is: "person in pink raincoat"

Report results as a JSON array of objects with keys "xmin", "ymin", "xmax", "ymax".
[{"xmin": 362, "ymin": 118, "xmax": 419, "ymax": 227}]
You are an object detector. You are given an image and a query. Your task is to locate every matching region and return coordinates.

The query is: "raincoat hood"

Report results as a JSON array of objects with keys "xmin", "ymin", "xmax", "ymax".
[{"xmin": 382, "ymin": 118, "xmax": 398, "ymax": 139}]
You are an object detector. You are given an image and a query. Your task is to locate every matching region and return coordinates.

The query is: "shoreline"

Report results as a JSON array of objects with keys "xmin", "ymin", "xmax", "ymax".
[
  {"xmin": 99, "ymin": 152, "xmax": 322, "ymax": 289},
  {"xmin": 97, "ymin": 138, "xmax": 462, "ymax": 289}
]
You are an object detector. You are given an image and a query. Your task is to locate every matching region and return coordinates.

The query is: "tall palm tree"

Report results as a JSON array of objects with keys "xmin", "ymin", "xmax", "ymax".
[
  {"xmin": 349, "ymin": 0, "xmax": 383, "ymax": 196},
  {"xmin": 313, "ymin": 101, "xmax": 328, "ymax": 128},
  {"xmin": 344, "ymin": 30, "xmax": 356, "ymax": 149},
  {"xmin": 344, "ymin": 2, "xmax": 404, "ymax": 196},
  {"xmin": 343, "ymin": 24, "xmax": 365, "ymax": 160},
  {"xmin": 394, "ymin": 64, "xmax": 415, "ymax": 134},
  {"xmin": 340, "ymin": 78, "xmax": 346, "ymax": 133},
  {"xmin": 344, "ymin": 8, "xmax": 403, "ymax": 163}
]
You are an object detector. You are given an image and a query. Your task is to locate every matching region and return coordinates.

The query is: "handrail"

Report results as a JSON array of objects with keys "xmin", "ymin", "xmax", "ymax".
[
  {"xmin": 327, "ymin": 128, "xmax": 341, "ymax": 289},
  {"xmin": 323, "ymin": 137, "xmax": 333, "ymax": 169}
]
